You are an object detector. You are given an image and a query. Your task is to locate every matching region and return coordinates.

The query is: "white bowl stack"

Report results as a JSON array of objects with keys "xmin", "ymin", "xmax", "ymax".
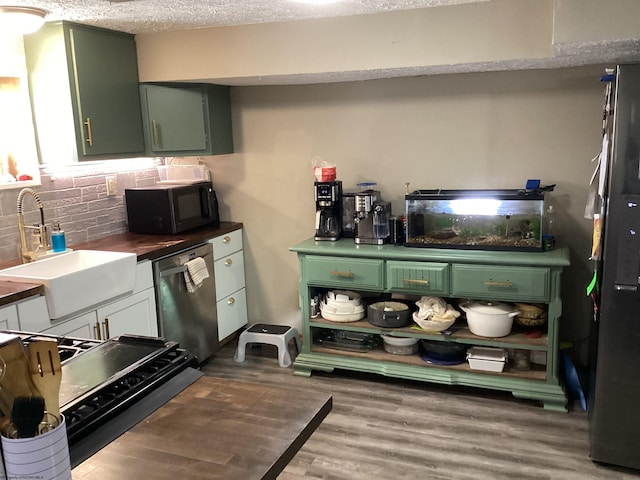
[{"xmin": 319, "ymin": 290, "xmax": 365, "ymax": 322}]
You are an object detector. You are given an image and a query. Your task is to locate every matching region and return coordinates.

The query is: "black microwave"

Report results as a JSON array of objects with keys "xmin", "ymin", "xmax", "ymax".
[{"xmin": 125, "ymin": 181, "xmax": 219, "ymax": 234}]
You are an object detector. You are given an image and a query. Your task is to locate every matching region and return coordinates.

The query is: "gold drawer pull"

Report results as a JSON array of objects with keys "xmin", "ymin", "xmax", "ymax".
[
  {"xmin": 84, "ymin": 117, "xmax": 93, "ymax": 146},
  {"xmin": 484, "ymin": 280, "xmax": 513, "ymax": 287},
  {"xmin": 225, "ymin": 258, "xmax": 233, "ymax": 266},
  {"xmin": 222, "ymin": 236, "xmax": 231, "ymax": 244},
  {"xmin": 152, "ymin": 120, "xmax": 159, "ymax": 145},
  {"xmin": 403, "ymin": 278, "xmax": 429, "ymax": 285},
  {"xmin": 330, "ymin": 270, "xmax": 354, "ymax": 278},
  {"xmin": 227, "ymin": 297, "xmax": 235, "ymax": 305},
  {"xmin": 103, "ymin": 317, "xmax": 110, "ymax": 339}
]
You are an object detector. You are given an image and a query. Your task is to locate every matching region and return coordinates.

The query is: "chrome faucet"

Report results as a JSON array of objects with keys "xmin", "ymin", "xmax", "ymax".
[{"xmin": 17, "ymin": 188, "xmax": 49, "ymax": 263}]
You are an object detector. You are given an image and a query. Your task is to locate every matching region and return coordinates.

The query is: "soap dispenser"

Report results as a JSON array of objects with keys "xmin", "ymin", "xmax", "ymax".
[{"xmin": 51, "ymin": 221, "xmax": 66, "ymax": 253}]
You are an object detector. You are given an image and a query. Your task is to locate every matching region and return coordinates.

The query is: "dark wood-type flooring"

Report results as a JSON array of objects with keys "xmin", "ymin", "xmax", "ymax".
[{"xmin": 201, "ymin": 341, "xmax": 640, "ymax": 480}]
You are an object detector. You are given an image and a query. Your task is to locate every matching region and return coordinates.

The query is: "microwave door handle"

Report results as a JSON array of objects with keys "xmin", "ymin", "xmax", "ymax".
[{"xmin": 200, "ymin": 186, "xmax": 211, "ymax": 218}]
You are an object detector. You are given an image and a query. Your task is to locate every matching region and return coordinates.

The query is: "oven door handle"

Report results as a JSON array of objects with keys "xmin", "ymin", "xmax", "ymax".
[{"xmin": 159, "ymin": 265, "xmax": 188, "ymax": 277}]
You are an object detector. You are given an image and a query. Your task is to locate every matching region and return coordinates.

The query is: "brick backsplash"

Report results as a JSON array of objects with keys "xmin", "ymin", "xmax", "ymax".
[{"xmin": 0, "ymin": 163, "xmax": 159, "ymax": 263}]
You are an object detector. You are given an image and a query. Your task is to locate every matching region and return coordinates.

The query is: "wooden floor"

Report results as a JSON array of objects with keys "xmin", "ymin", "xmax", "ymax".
[{"xmin": 201, "ymin": 342, "xmax": 640, "ymax": 480}]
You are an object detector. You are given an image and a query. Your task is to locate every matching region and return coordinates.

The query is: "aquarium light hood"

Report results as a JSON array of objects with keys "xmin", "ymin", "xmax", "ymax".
[{"xmin": 450, "ymin": 198, "xmax": 501, "ymax": 216}]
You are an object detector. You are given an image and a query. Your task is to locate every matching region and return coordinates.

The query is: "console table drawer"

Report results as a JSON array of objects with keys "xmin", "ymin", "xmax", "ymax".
[
  {"xmin": 387, "ymin": 261, "xmax": 449, "ymax": 296},
  {"xmin": 451, "ymin": 264, "xmax": 550, "ymax": 302},
  {"xmin": 304, "ymin": 256, "xmax": 384, "ymax": 290}
]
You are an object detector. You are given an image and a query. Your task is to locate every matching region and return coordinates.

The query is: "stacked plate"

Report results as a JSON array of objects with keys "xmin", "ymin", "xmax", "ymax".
[{"xmin": 319, "ymin": 290, "xmax": 365, "ymax": 322}]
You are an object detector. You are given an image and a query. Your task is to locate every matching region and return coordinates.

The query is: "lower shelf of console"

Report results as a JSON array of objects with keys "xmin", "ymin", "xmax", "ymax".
[
  {"xmin": 313, "ymin": 344, "xmax": 546, "ymax": 379},
  {"xmin": 293, "ymin": 346, "xmax": 567, "ymax": 412}
]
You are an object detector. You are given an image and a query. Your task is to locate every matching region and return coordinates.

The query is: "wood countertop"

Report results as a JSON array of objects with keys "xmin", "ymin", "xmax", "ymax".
[
  {"xmin": 0, "ymin": 221, "xmax": 243, "ymax": 307},
  {"xmin": 69, "ymin": 221, "xmax": 243, "ymax": 261},
  {"xmin": 71, "ymin": 375, "xmax": 332, "ymax": 480},
  {"xmin": 0, "ymin": 282, "xmax": 44, "ymax": 306}
]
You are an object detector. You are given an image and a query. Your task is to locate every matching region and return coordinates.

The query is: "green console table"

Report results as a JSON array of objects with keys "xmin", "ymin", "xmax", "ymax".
[{"xmin": 290, "ymin": 238, "xmax": 571, "ymax": 412}]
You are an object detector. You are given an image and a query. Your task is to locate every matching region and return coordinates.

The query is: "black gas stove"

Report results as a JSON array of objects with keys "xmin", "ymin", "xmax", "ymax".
[{"xmin": 4, "ymin": 331, "xmax": 201, "ymax": 467}]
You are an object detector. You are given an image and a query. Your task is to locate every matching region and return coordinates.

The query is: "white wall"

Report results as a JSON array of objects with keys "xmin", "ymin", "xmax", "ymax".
[
  {"xmin": 136, "ymin": 0, "xmax": 554, "ymax": 84},
  {"xmin": 200, "ymin": 65, "xmax": 604, "ymax": 362},
  {"xmin": 135, "ymin": 0, "xmax": 640, "ymax": 86}
]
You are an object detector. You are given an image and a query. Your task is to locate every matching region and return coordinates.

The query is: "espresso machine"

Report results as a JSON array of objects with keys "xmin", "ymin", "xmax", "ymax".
[
  {"xmin": 354, "ymin": 184, "xmax": 391, "ymax": 245},
  {"xmin": 340, "ymin": 192, "xmax": 356, "ymax": 238},
  {"xmin": 314, "ymin": 181, "xmax": 342, "ymax": 241}
]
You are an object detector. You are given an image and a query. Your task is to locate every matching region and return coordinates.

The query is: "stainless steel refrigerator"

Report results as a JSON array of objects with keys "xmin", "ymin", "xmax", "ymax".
[{"xmin": 589, "ymin": 63, "xmax": 640, "ymax": 470}]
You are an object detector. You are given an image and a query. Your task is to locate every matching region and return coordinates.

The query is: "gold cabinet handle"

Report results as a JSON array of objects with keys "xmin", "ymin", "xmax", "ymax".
[
  {"xmin": 84, "ymin": 117, "xmax": 93, "ymax": 146},
  {"xmin": 227, "ymin": 297, "xmax": 235, "ymax": 305},
  {"xmin": 225, "ymin": 258, "xmax": 233, "ymax": 266},
  {"xmin": 484, "ymin": 281, "xmax": 513, "ymax": 287},
  {"xmin": 222, "ymin": 236, "xmax": 231, "ymax": 244},
  {"xmin": 103, "ymin": 317, "xmax": 110, "ymax": 339},
  {"xmin": 152, "ymin": 120, "xmax": 159, "ymax": 145},
  {"xmin": 330, "ymin": 270, "xmax": 354, "ymax": 278},
  {"xmin": 403, "ymin": 278, "xmax": 429, "ymax": 285},
  {"xmin": 94, "ymin": 321, "xmax": 101, "ymax": 340}
]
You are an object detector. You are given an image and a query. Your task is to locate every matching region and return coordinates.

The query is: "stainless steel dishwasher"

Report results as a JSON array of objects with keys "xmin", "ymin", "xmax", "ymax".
[{"xmin": 153, "ymin": 242, "xmax": 218, "ymax": 363}]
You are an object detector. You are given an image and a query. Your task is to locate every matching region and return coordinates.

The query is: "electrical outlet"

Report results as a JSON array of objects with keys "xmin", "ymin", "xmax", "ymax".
[{"xmin": 106, "ymin": 175, "xmax": 117, "ymax": 197}]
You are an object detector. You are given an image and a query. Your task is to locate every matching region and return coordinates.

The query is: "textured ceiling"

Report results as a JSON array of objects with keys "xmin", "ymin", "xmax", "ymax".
[
  {"xmin": 1, "ymin": 0, "xmax": 487, "ymax": 33},
  {"xmin": 4, "ymin": 0, "xmax": 638, "ymax": 84}
]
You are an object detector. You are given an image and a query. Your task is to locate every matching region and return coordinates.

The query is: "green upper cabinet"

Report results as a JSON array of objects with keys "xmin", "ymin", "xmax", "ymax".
[
  {"xmin": 24, "ymin": 21, "xmax": 145, "ymax": 163},
  {"xmin": 140, "ymin": 83, "xmax": 234, "ymax": 156}
]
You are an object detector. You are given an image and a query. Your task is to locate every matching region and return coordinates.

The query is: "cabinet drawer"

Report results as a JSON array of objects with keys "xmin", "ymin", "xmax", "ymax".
[
  {"xmin": 387, "ymin": 261, "xmax": 449, "ymax": 296},
  {"xmin": 0, "ymin": 304, "xmax": 19, "ymax": 331},
  {"xmin": 211, "ymin": 229, "xmax": 243, "ymax": 260},
  {"xmin": 214, "ymin": 250, "xmax": 246, "ymax": 300},
  {"xmin": 217, "ymin": 288, "xmax": 248, "ymax": 341},
  {"xmin": 16, "ymin": 296, "xmax": 50, "ymax": 332},
  {"xmin": 42, "ymin": 311, "xmax": 98, "ymax": 339},
  {"xmin": 305, "ymin": 256, "xmax": 384, "ymax": 290},
  {"xmin": 451, "ymin": 264, "xmax": 550, "ymax": 302}
]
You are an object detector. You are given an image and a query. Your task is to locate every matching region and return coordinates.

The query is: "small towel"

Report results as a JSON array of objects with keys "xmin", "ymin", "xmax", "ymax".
[
  {"xmin": 184, "ymin": 257, "xmax": 210, "ymax": 293},
  {"xmin": 415, "ymin": 296, "xmax": 460, "ymax": 322}
]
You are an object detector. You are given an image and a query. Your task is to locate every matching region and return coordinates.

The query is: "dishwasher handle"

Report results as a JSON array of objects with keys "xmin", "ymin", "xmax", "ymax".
[{"xmin": 159, "ymin": 265, "xmax": 188, "ymax": 278}]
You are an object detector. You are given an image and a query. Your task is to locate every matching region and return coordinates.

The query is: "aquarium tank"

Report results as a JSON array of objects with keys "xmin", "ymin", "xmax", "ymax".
[{"xmin": 404, "ymin": 189, "xmax": 545, "ymax": 251}]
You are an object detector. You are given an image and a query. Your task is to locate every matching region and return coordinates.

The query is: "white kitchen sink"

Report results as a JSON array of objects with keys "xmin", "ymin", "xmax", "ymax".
[{"xmin": 0, "ymin": 250, "xmax": 137, "ymax": 319}]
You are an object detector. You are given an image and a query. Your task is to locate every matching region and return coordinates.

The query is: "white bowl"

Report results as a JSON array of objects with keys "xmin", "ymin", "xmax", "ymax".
[
  {"xmin": 380, "ymin": 335, "xmax": 419, "ymax": 346},
  {"xmin": 380, "ymin": 335, "xmax": 419, "ymax": 355},
  {"xmin": 320, "ymin": 301, "xmax": 365, "ymax": 322},
  {"xmin": 412, "ymin": 312, "xmax": 456, "ymax": 332},
  {"xmin": 326, "ymin": 290, "xmax": 361, "ymax": 304}
]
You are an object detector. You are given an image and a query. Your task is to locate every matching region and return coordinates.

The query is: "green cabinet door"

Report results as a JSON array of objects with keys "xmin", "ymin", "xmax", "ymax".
[
  {"xmin": 24, "ymin": 21, "xmax": 145, "ymax": 163},
  {"xmin": 141, "ymin": 84, "xmax": 207, "ymax": 153},
  {"xmin": 140, "ymin": 83, "xmax": 234, "ymax": 156},
  {"xmin": 69, "ymin": 25, "xmax": 145, "ymax": 157}
]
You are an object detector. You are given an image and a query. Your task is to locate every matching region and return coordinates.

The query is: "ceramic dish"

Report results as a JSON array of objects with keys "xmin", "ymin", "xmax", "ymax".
[{"xmin": 319, "ymin": 301, "xmax": 365, "ymax": 322}]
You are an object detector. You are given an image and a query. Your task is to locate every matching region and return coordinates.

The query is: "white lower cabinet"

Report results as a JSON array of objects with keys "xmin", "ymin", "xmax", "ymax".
[
  {"xmin": 0, "ymin": 304, "xmax": 19, "ymax": 331},
  {"xmin": 96, "ymin": 288, "xmax": 158, "ymax": 338},
  {"xmin": 41, "ymin": 311, "xmax": 97, "ymax": 338},
  {"xmin": 40, "ymin": 261, "xmax": 157, "ymax": 340},
  {"xmin": 0, "ymin": 295, "xmax": 51, "ymax": 332},
  {"xmin": 41, "ymin": 289, "xmax": 158, "ymax": 340},
  {"xmin": 210, "ymin": 228, "xmax": 248, "ymax": 342},
  {"xmin": 217, "ymin": 288, "xmax": 248, "ymax": 341}
]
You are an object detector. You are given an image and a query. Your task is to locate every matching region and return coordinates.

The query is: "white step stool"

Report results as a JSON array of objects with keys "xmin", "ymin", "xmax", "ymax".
[{"xmin": 234, "ymin": 324, "xmax": 300, "ymax": 368}]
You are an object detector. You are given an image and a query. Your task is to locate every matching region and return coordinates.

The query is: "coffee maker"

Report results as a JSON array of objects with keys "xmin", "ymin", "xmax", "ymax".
[
  {"xmin": 354, "ymin": 185, "xmax": 391, "ymax": 245},
  {"xmin": 314, "ymin": 181, "xmax": 342, "ymax": 241}
]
